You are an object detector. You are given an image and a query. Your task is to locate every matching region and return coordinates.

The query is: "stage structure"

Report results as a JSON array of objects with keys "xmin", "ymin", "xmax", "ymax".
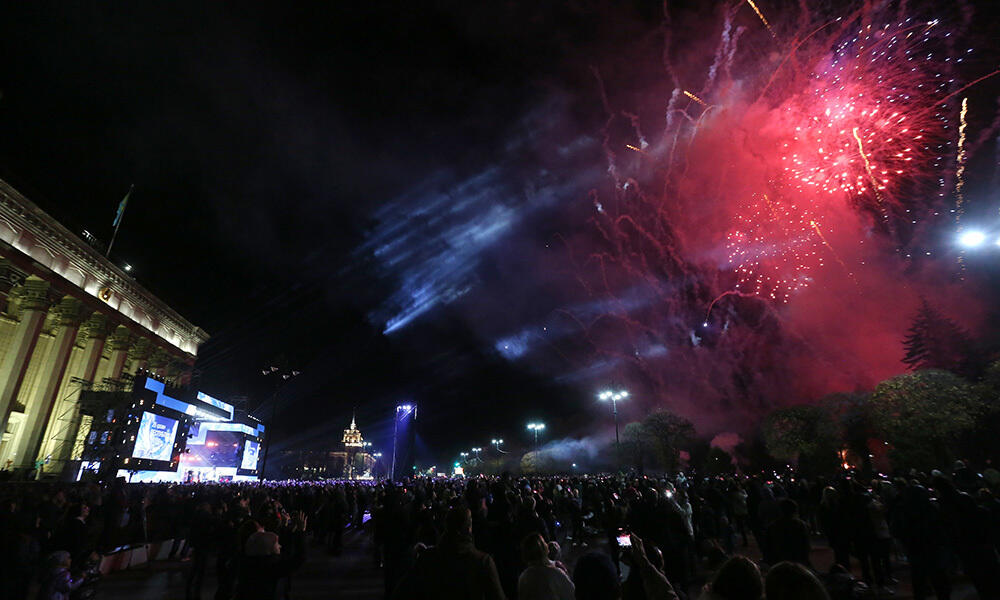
[
  {"xmin": 78, "ymin": 374, "xmax": 264, "ymax": 482},
  {"xmin": 0, "ymin": 179, "xmax": 208, "ymax": 478}
]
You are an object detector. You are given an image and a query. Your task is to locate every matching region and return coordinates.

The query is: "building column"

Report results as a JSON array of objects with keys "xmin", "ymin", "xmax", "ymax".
[
  {"xmin": 99, "ymin": 326, "xmax": 132, "ymax": 384},
  {"xmin": 0, "ymin": 278, "xmax": 51, "ymax": 433},
  {"xmin": 148, "ymin": 348, "xmax": 169, "ymax": 377},
  {"xmin": 128, "ymin": 337, "xmax": 153, "ymax": 374},
  {"xmin": 53, "ymin": 313, "xmax": 110, "ymax": 465},
  {"xmin": 78, "ymin": 313, "xmax": 110, "ymax": 383},
  {"xmin": 13, "ymin": 297, "xmax": 87, "ymax": 468}
]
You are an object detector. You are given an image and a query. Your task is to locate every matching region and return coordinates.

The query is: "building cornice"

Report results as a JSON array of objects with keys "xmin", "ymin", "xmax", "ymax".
[{"xmin": 0, "ymin": 179, "xmax": 208, "ymax": 356}]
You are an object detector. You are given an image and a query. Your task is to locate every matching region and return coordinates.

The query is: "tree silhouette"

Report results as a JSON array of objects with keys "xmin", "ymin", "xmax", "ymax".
[{"xmin": 902, "ymin": 300, "xmax": 977, "ymax": 377}]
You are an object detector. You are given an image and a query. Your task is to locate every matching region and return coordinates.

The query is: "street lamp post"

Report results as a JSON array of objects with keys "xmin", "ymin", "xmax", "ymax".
[
  {"xmin": 390, "ymin": 404, "xmax": 414, "ymax": 481},
  {"xmin": 373, "ymin": 452, "xmax": 382, "ymax": 479},
  {"xmin": 361, "ymin": 441, "xmax": 372, "ymax": 479},
  {"xmin": 598, "ymin": 389, "xmax": 628, "ymax": 460},
  {"xmin": 472, "ymin": 447, "xmax": 482, "ymax": 462},
  {"xmin": 258, "ymin": 366, "xmax": 301, "ymax": 480},
  {"xmin": 526, "ymin": 422, "xmax": 546, "ymax": 452},
  {"xmin": 491, "ymin": 438, "xmax": 505, "ymax": 473}
]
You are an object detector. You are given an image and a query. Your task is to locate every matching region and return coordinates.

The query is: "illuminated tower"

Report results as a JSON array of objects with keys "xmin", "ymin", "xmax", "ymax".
[{"xmin": 342, "ymin": 412, "xmax": 363, "ymax": 479}]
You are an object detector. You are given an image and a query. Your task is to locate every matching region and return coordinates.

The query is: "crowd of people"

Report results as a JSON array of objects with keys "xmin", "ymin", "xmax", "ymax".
[{"xmin": 0, "ymin": 461, "xmax": 997, "ymax": 600}]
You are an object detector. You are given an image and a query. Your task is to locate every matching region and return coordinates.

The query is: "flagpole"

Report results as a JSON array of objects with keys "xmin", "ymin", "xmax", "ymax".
[{"xmin": 106, "ymin": 184, "xmax": 133, "ymax": 258}]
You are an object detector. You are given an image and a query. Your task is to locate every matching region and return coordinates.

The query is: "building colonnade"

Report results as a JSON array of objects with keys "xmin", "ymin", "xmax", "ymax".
[{"xmin": 0, "ymin": 260, "xmax": 195, "ymax": 476}]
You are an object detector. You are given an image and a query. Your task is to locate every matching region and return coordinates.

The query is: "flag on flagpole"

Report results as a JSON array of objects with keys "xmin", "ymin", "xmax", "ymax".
[{"xmin": 113, "ymin": 185, "xmax": 133, "ymax": 227}]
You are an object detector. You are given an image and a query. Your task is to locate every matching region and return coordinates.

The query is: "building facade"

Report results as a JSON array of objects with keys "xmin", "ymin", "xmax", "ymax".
[
  {"xmin": 282, "ymin": 417, "xmax": 376, "ymax": 480},
  {"xmin": 0, "ymin": 179, "xmax": 208, "ymax": 477}
]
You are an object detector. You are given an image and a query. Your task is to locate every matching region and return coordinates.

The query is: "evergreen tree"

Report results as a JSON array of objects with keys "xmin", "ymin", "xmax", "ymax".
[{"xmin": 901, "ymin": 300, "xmax": 977, "ymax": 376}]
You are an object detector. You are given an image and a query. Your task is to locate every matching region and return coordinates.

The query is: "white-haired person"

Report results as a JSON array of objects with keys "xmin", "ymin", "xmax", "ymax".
[{"xmin": 39, "ymin": 551, "xmax": 86, "ymax": 600}]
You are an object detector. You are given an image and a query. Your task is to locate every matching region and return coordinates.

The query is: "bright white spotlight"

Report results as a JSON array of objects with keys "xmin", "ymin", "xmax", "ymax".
[{"xmin": 959, "ymin": 230, "xmax": 986, "ymax": 248}]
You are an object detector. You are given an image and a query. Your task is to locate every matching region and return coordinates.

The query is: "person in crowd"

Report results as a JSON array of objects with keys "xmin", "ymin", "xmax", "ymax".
[
  {"xmin": 236, "ymin": 511, "xmax": 307, "ymax": 600},
  {"xmin": 393, "ymin": 506, "xmax": 506, "ymax": 600},
  {"xmin": 764, "ymin": 561, "xmax": 830, "ymax": 600},
  {"xmin": 764, "ymin": 499, "xmax": 811, "ymax": 567},
  {"xmin": 727, "ymin": 484, "xmax": 749, "ymax": 548},
  {"xmin": 701, "ymin": 555, "xmax": 762, "ymax": 600},
  {"xmin": 892, "ymin": 484, "xmax": 951, "ymax": 600},
  {"xmin": 819, "ymin": 486, "xmax": 851, "ymax": 569},
  {"xmin": 186, "ymin": 501, "xmax": 218, "ymax": 600},
  {"xmin": 573, "ymin": 551, "xmax": 620, "ymax": 600},
  {"xmin": 548, "ymin": 540, "xmax": 569, "ymax": 574},
  {"xmin": 5, "ymin": 460, "xmax": 1000, "ymax": 600},
  {"xmin": 518, "ymin": 532, "xmax": 575, "ymax": 600},
  {"xmin": 932, "ymin": 475, "xmax": 1000, "ymax": 599},
  {"xmin": 38, "ymin": 551, "xmax": 86, "ymax": 600},
  {"xmin": 51, "ymin": 502, "xmax": 92, "ymax": 567}
]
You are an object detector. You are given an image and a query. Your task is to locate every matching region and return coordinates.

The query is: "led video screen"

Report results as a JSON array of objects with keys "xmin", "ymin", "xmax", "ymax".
[
  {"xmin": 185, "ymin": 423, "xmax": 244, "ymax": 468},
  {"xmin": 132, "ymin": 411, "xmax": 179, "ymax": 462},
  {"xmin": 241, "ymin": 439, "xmax": 260, "ymax": 471}
]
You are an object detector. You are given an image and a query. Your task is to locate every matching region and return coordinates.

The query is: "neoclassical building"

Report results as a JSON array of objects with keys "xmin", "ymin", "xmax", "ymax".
[{"xmin": 0, "ymin": 179, "xmax": 208, "ymax": 477}]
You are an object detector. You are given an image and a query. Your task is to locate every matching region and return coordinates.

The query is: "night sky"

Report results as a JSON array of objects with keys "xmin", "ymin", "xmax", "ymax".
[{"xmin": 2, "ymin": 2, "xmax": 999, "ymax": 472}]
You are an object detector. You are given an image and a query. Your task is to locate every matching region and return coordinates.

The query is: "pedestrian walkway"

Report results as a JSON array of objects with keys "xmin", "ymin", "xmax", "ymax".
[{"xmin": 99, "ymin": 527, "xmax": 383, "ymax": 600}]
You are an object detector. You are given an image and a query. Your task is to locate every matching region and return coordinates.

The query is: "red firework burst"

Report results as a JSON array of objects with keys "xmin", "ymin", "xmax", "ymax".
[{"xmin": 780, "ymin": 19, "xmax": 951, "ymax": 214}]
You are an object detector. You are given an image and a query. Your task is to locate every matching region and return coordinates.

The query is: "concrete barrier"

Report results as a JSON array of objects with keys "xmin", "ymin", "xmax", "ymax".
[
  {"xmin": 99, "ymin": 550, "xmax": 131, "ymax": 575},
  {"xmin": 129, "ymin": 545, "xmax": 148, "ymax": 568}
]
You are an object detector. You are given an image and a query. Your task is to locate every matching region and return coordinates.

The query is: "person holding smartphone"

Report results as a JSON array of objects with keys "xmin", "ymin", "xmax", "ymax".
[{"xmin": 626, "ymin": 534, "xmax": 680, "ymax": 600}]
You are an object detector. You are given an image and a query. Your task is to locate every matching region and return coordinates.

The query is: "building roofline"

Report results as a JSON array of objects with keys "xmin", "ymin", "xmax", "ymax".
[{"xmin": 0, "ymin": 178, "xmax": 209, "ymax": 355}]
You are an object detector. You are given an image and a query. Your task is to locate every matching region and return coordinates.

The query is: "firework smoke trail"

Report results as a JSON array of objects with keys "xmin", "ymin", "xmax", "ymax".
[
  {"xmin": 809, "ymin": 219, "xmax": 858, "ymax": 284},
  {"xmin": 745, "ymin": 0, "xmax": 777, "ymax": 39},
  {"xmin": 955, "ymin": 97, "xmax": 969, "ymax": 226},
  {"xmin": 704, "ymin": 290, "xmax": 769, "ymax": 323},
  {"xmin": 956, "ymin": 97, "xmax": 969, "ymax": 272},
  {"xmin": 683, "ymin": 91, "xmax": 708, "ymax": 107},
  {"xmin": 851, "ymin": 126, "xmax": 890, "ymax": 225}
]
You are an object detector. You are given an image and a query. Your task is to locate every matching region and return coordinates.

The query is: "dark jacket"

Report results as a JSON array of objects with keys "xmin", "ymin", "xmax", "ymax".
[
  {"xmin": 394, "ymin": 534, "xmax": 506, "ymax": 600},
  {"xmin": 235, "ymin": 531, "xmax": 305, "ymax": 600},
  {"xmin": 765, "ymin": 516, "xmax": 812, "ymax": 566}
]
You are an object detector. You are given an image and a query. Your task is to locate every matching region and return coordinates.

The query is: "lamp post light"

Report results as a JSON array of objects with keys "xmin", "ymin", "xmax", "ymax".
[
  {"xmin": 373, "ymin": 452, "xmax": 383, "ymax": 479},
  {"xmin": 391, "ymin": 404, "xmax": 415, "ymax": 481},
  {"xmin": 361, "ymin": 441, "xmax": 373, "ymax": 478},
  {"xmin": 258, "ymin": 366, "xmax": 301, "ymax": 480},
  {"xmin": 597, "ymin": 389, "xmax": 629, "ymax": 455},
  {"xmin": 472, "ymin": 447, "xmax": 482, "ymax": 462},
  {"xmin": 460, "ymin": 452, "xmax": 469, "ymax": 463},
  {"xmin": 491, "ymin": 438, "xmax": 506, "ymax": 474},
  {"xmin": 526, "ymin": 422, "xmax": 546, "ymax": 452}
]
